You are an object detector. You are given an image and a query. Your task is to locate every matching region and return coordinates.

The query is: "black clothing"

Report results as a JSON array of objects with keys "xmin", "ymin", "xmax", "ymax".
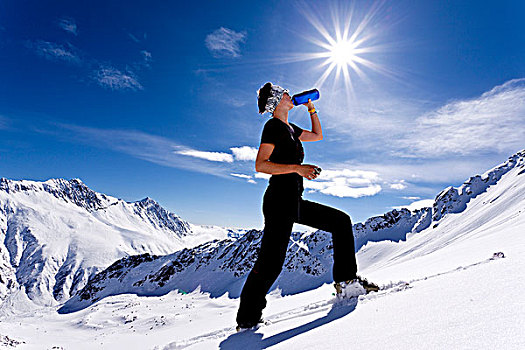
[
  {"xmin": 236, "ymin": 197, "xmax": 358, "ymax": 325},
  {"xmin": 261, "ymin": 118, "xmax": 305, "ymax": 197},
  {"xmin": 236, "ymin": 117, "xmax": 358, "ymax": 327},
  {"xmin": 261, "ymin": 117, "xmax": 304, "ymax": 165}
]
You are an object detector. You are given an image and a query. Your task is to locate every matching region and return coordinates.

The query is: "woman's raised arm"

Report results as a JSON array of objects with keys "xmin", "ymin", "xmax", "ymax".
[{"xmin": 299, "ymin": 99, "xmax": 322, "ymax": 142}]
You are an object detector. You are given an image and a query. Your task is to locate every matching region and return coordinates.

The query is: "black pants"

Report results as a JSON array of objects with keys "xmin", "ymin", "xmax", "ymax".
[{"xmin": 236, "ymin": 187, "xmax": 358, "ymax": 325}]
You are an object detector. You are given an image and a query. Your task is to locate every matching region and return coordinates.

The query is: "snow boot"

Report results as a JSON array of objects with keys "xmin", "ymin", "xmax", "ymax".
[
  {"xmin": 236, "ymin": 318, "xmax": 265, "ymax": 332},
  {"xmin": 334, "ymin": 275, "xmax": 379, "ymax": 299},
  {"xmin": 356, "ymin": 275, "xmax": 380, "ymax": 293}
]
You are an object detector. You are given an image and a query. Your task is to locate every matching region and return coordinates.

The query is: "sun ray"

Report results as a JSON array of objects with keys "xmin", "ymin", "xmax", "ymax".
[
  {"xmin": 341, "ymin": 6, "xmax": 354, "ymax": 42},
  {"xmin": 314, "ymin": 61, "xmax": 338, "ymax": 88},
  {"xmin": 331, "ymin": 6, "xmax": 341, "ymax": 43},
  {"xmin": 341, "ymin": 64, "xmax": 356, "ymax": 102},
  {"xmin": 307, "ymin": 38, "xmax": 337, "ymax": 52},
  {"xmin": 297, "ymin": 5, "xmax": 337, "ymax": 47},
  {"xmin": 349, "ymin": 60, "xmax": 368, "ymax": 82}
]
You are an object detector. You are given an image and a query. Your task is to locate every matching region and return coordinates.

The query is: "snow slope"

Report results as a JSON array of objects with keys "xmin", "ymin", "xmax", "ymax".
[{"xmin": 0, "ymin": 150, "xmax": 524, "ymax": 349}]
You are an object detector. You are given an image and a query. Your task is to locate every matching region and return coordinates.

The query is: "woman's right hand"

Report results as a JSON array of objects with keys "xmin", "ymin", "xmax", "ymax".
[
  {"xmin": 302, "ymin": 98, "xmax": 315, "ymax": 112},
  {"xmin": 296, "ymin": 164, "xmax": 320, "ymax": 180}
]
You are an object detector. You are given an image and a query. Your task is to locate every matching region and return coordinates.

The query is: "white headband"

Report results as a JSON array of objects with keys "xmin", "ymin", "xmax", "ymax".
[{"xmin": 259, "ymin": 83, "xmax": 289, "ymax": 114}]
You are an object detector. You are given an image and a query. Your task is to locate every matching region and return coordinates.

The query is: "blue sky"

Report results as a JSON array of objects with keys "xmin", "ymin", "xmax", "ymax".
[{"xmin": 1, "ymin": 0, "xmax": 524, "ymax": 230}]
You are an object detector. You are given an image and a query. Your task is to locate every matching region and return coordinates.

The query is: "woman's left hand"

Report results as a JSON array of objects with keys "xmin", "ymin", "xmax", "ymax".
[{"xmin": 303, "ymin": 99, "xmax": 315, "ymax": 111}]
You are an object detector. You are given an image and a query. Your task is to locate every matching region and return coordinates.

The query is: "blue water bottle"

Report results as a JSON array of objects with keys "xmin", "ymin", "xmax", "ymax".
[{"xmin": 291, "ymin": 89, "xmax": 320, "ymax": 106}]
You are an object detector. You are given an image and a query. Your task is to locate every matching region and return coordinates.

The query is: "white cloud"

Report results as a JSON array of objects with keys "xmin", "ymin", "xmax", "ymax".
[
  {"xmin": 396, "ymin": 79, "xmax": 525, "ymax": 158},
  {"xmin": 303, "ymin": 168, "xmax": 382, "ymax": 198},
  {"xmin": 402, "ymin": 196, "xmax": 420, "ymax": 200},
  {"xmin": 129, "ymin": 50, "xmax": 153, "ymax": 72},
  {"xmin": 320, "ymin": 79, "xmax": 524, "ymax": 162},
  {"xmin": 320, "ymin": 169, "xmax": 379, "ymax": 181},
  {"xmin": 58, "ymin": 17, "xmax": 78, "ymax": 35},
  {"xmin": 254, "ymin": 172, "xmax": 271, "ymax": 180},
  {"xmin": 322, "ymin": 153, "xmax": 510, "ymax": 196},
  {"xmin": 141, "ymin": 50, "xmax": 152, "ymax": 60},
  {"xmin": 128, "ymin": 32, "xmax": 147, "ymax": 43},
  {"xmin": 128, "ymin": 33, "xmax": 140, "ymax": 43},
  {"xmin": 175, "ymin": 147, "xmax": 234, "ymax": 162},
  {"xmin": 93, "ymin": 66, "xmax": 143, "ymax": 91},
  {"xmin": 26, "ymin": 37, "xmax": 150, "ymax": 92},
  {"xmin": 390, "ymin": 180, "xmax": 407, "ymax": 190},
  {"xmin": 141, "ymin": 50, "xmax": 152, "ymax": 68},
  {"xmin": 226, "ymin": 97, "xmax": 249, "ymax": 107},
  {"xmin": 230, "ymin": 146, "xmax": 258, "ymax": 161},
  {"xmin": 205, "ymin": 27, "xmax": 247, "ymax": 58},
  {"xmin": 230, "ymin": 173, "xmax": 252, "ymax": 179},
  {"xmin": 392, "ymin": 199, "xmax": 434, "ymax": 212},
  {"xmin": 27, "ymin": 40, "xmax": 82, "ymax": 64},
  {"xmin": 51, "ymin": 124, "xmax": 238, "ymax": 179},
  {"xmin": 174, "ymin": 145, "xmax": 258, "ymax": 163},
  {"xmin": 318, "ymin": 184, "xmax": 382, "ymax": 198},
  {"xmin": 231, "ymin": 173, "xmax": 257, "ymax": 184}
]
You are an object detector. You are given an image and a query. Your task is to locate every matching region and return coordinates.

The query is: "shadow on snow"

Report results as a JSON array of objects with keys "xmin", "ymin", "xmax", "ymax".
[{"xmin": 219, "ymin": 298, "xmax": 357, "ymax": 349}]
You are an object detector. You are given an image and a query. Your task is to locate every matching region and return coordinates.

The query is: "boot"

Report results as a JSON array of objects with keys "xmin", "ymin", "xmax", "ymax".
[
  {"xmin": 334, "ymin": 275, "xmax": 379, "ymax": 299},
  {"xmin": 236, "ymin": 318, "xmax": 265, "ymax": 332},
  {"xmin": 356, "ymin": 275, "xmax": 379, "ymax": 293}
]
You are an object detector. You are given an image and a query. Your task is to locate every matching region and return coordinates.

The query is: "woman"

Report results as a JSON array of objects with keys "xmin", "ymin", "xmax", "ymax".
[{"xmin": 236, "ymin": 82, "xmax": 378, "ymax": 331}]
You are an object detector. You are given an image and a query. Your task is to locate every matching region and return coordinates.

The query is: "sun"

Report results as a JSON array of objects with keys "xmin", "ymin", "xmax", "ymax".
[
  {"xmin": 329, "ymin": 40, "xmax": 358, "ymax": 67},
  {"xmin": 286, "ymin": 1, "xmax": 392, "ymax": 98}
]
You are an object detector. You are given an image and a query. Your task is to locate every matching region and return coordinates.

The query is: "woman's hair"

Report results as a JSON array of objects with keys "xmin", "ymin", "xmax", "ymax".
[{"xmin": 257, "ymin": 82, "xmax": 273, "ymax": 114}]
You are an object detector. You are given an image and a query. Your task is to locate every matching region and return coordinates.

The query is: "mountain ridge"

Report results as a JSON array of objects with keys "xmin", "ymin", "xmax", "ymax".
[
  {"xmin": 0, "ymin": 177, "xmax": 237, "ymax": 307},
  {"xmin": 58, "ymin": 149, "xmax": 525, "ymax": 313},
  {"xmin": 0, "ymin": 149, "xmax": 523, "ymax": 311}
]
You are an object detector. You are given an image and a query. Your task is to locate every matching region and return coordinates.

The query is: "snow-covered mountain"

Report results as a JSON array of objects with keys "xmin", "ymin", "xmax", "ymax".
[
  {"xmin": 0, "ymin": 150, "xmax": 523, "ymax": 349},
  {"xmin": 59, "ymin": 150, "xmax": 525, "ymax": 314},
  {"xmin": 0, "ymin": 178, "xmax": 244, "ymax": 307}
]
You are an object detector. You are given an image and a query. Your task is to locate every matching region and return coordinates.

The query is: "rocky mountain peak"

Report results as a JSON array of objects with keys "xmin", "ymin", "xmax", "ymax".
[
  {"xmin": 433, "ymin": 148, "xmax": 524, "ymax": 222},
  {"xmin": 0, "ymin": 177, "xmax": 112, "ymax": 212},
  {"xmin": 132, "ymin": 196, "xmax": 190, "ymax": 237}
]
